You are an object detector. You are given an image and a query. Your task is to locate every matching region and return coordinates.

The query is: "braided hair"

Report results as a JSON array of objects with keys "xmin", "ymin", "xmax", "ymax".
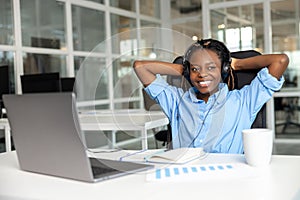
[{"xmin": 182, "ymin": 39, "xmax": 235, "ymax": 90}]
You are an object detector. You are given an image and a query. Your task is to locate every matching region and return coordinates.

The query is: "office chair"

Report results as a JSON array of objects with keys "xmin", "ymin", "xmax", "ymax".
[
  {"xmin": 142, "ymin": 89, "xmax": 171, "ymax": 148},
  {"xmin": 142, "ymin": 56, "xmax": 188, "ymax": 149},
  {"xmin": 275, "ymin": 97, "xmax": 300, "ymax": 134},
  {"xmin": 230, "ymin": 50, "xmax": 266, "ymax": 128}
]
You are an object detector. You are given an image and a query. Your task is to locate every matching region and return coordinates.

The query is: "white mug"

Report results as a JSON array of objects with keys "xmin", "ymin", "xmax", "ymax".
[{"xmin": 242, "ymin": 128, "xmax": 273, "ymax": 167}]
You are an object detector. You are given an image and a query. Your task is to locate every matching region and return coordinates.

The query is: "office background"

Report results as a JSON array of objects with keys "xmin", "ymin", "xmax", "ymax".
[{"xmin": 0, "ymin": 0, "xmax": 299, "ymax": 151}]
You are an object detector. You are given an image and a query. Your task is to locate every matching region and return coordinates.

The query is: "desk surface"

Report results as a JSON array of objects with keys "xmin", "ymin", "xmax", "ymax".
[
  {"xmin": 0, "ymin": 110, "xmax": 169, "ymax": 151},
  {"xmin": 79, "ymin": 110, "xmax": 169, "ymax": 149},
  {"xmin": 1, "ymin": 151, "xmax": 300, "ymax": 200},
  {"xmin": 79, "ymin": 110, "xmax": 169, "ymax": 130}
]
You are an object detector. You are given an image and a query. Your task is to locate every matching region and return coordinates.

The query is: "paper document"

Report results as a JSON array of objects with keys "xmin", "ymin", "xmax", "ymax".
[{"xmin": 146, "ymin": 163, "xmax": 261, "ymax": 182}]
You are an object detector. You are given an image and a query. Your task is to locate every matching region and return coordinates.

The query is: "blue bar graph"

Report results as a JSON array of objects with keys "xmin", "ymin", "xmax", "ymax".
[
  {"xmin": 155, "ymin": 169, "xmax": 161, "ymax": 179},
  {"xmin": 174, "ymin": 167, "xmax": 179, "ymax": 175},
  {"xmin": 182, "ymin": 167, "xmax": 188, "ymax": 173},
  {"xmin": 151, "ymin": 164, "xmax": 235, "ymax": 181},
  {"xmin": 165, "ymin": 168, "xmax": 171, "ymax": 177},
  {"xmin": 191, "ymin": 167, "xmax": 197, "ymax": 172}
]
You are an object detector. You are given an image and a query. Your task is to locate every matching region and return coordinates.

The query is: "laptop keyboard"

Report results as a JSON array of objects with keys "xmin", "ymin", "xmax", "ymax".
[{"xmin": 91, "ymin": 166, "xmax": 118, "ymax": 177}]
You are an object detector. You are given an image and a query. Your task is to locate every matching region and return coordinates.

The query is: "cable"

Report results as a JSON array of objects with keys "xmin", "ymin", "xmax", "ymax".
[{"xmin": 175, "ymin": 84, "xmax": 222, "ymax": 149}]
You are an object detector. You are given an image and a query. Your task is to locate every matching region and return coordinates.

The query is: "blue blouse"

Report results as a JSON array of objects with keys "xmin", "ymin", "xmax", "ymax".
[{"xmin": 144, "ymin": 68, "xmax": 284, "ymax": 154}]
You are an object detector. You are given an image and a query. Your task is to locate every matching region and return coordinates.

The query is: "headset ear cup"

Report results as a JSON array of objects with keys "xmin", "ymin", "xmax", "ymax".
[
  {"xmin": 221, "ymin": 64, "xmax": 229, "ymax": 81},
  {"xmin": 182, "ymin": 60, "xmax": 192, "ymax": 85}
]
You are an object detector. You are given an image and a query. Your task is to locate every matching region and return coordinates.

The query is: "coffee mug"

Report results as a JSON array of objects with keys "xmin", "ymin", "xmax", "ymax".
[{"xmin": 242, "ymin": 128, "xmax": 273, "ymax": 167}]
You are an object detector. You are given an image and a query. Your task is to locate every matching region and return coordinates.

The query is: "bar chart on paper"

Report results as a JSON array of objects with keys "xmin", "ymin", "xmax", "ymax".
[{"xmin": 146, "ymin": 163, "xmax": 257, "ymax": 182}]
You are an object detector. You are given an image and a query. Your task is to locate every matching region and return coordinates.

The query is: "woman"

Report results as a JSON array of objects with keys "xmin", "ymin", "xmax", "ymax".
[{"xmin": 133, "ymin": 39, "xmax": 289, "ymax": 153}]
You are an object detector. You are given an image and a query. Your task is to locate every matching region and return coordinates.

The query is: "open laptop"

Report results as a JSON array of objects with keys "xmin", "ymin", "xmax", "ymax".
[{"xmin": 3, "ymin": 93, "xmax": 153, "ymax": 183}]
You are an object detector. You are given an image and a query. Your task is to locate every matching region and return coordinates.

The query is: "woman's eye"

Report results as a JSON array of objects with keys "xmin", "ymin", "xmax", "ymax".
[
  {"xmin": 207, "ymin": 66, "xmax": 216, "ymax": 70},
  {"xmin": 191, "ymin": 67, "xmax": 199, "ymax": 72}
]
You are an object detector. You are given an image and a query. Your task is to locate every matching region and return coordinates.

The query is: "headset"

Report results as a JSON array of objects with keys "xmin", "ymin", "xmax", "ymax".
[{"xmin": 182, "ymin": 39, "xmax": 231, "ymax": 85}]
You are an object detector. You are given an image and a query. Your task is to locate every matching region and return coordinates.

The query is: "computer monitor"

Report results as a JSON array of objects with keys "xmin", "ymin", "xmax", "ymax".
[
  {"xmin": 0, "ymin": 65, "xmax": 10, "ymax": 115},
  {"xmin": 21, "ymin": 72, "xmax": 61, "ymax": 93},
  {"xmin": 60, "ymin": 77, "xmax": 75, "ymax": 92},
  {"xmin": 0, "ymin": 65, "xmax": 9, "ymax": 99}
]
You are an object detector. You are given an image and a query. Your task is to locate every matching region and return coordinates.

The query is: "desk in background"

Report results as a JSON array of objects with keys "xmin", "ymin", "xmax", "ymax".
[
  {"xmin": 79, "ymin": 110, "xmax": 169, "ymax": 150},
  {"xmin": 0, "ymin": 110, "xmax": 169, "ymax": 152},
  {"xmin": 0, "ymin": 151, "xmax": 300, "ymax": 200},
  {"xmin": 0, "ymin": 118, "xmax": 11, "ymax": 152},
  {"xmin": 272, "ymin": 90, "xmax": 300, "ymax": 141}
]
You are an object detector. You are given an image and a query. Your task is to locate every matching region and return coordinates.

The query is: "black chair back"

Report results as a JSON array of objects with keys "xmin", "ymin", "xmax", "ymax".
[{"xmin": 230, "ymin": 50, "xmax": 266, "ymax": 128}]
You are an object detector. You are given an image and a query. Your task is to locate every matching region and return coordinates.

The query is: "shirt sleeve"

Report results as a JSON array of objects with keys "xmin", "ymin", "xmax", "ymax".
[
  {"xmin": 144, "ymin": 75, "xmax": 169, "ymax": 98},
  {"xmin": 240, "ymin": 67, "xmax": 285, "ymax": 122},
  {"xmin": 144, "ymin": 74, "xmax": 184, "ymax": 119},
  {"xmin": 257, "ymin": 67, "xmax": 285, "ymax": 90}
]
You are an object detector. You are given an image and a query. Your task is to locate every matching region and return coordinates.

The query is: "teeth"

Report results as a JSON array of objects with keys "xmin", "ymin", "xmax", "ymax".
[{"xmin": 199, "ymin": 81, "xmax": 211, "ymax": 86}]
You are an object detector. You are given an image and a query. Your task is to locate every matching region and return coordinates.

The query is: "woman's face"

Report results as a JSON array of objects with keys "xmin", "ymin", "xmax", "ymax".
[{"xmin": 189, "ymin": 49, "xmax": 222, "ymax": 101}]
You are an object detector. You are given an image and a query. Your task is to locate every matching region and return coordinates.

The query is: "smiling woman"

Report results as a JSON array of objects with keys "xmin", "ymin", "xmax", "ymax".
[{"xmin": 133, "ymin": 38, "xmax": 289, "ymax": 154}]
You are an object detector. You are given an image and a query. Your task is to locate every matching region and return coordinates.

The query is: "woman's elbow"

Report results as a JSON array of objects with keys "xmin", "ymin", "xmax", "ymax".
[
  {"xmin": 133, "ymin": 60, "xmax": 143, "ymax": 70},
  {"xmin": 279, "ymin": 54, "xmax": 289, "ymax": 70}
]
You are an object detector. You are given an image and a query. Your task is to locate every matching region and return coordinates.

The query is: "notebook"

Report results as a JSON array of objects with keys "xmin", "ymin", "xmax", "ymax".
[
  {"xmin": 143, "ymin": 148, "xmax": 206, "ymax": 164},
  {"xmin": 3, "ymin": 93, "xmax": 153, "ymax": 183}
]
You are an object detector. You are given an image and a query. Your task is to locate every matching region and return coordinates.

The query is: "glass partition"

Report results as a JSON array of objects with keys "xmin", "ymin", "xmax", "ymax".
[
  {"xmin": 110, "ymin": 0, "xmax": 136, "ymax": 11},
  {"xmin": 0, "ymin": 51, "xmax": 15, "ymax": 94},
  {"xmin": 211, "ymin": 3, "xmax": 264, "ymax": 52},
  {"xmin": 271, "ymin": 0, "xmax": 300, "ymax": 139},
  {"xmin": 0, "ymin": 0, "xmax": 13, "ymax": 45},
  {"xmin": 171, "ymin": 0, "xmax": 202, "ymax": 43},
  {"xmin": 20, "ymin": 0, "xmax": 66, "ymax": 49},
  {"xmin": 110, "ymin": 14, "xmax": 137, "ymax": 54},
  {"xmin": 22, "ymin": 53, "xmax": 66, "ymax": 76},
  {"xmin": 140, "ymin": 0, "xmax": 160, "ymax": 18},
  {"xmin": 72, "ymin": 5, "xmax": 106, "ymax": 52},
  {"xmin": 75, "ymin": 56, "xmax": 108, "ymax": 102}
]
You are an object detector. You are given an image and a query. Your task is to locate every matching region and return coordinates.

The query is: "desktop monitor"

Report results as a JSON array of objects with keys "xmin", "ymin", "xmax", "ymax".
[
  {"xmin": 21, "ymin": 72, "xmax": 61, "ymax": 93},
  {"xmin": 0, "ymin": 65, "xmax": 9, "ymax": 99},
  {"xmin": 0, "ymin": 65, "xmax": 10, "ymax": 114},
  {"xmin": 60, "ymin": 77, "xmax": 75, "ymax": 92}
]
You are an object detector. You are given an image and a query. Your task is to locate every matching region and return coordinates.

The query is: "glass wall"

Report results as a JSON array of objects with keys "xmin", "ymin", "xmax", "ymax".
[
  {"xmin": 171, "ymin": 0, "xmax": 202, "ymax": 53},
  {"xmin": 270, "ymin": 0, "xmax": 300, "ymax": 140},
  {"xmin": 110, "ymin": 0, "xmax": 136, "ymax": 11},
  {"xmin": 0, "ymin": 0, "xmax": 165, "ymax": 150},
  {"xmin": 140, "ymin": 0, "xmax": 160, "ymax": 18},
  {"xmin": 203, "ymin": 0, "xmax": 300, "ymax": 142},
  {"xmin": 0, "ymin": 0, "xmax": 13, "ymax": 45},
  {"xmin": 72, "ymin": 5, "xmax": 106, "ymax": 52},
  {"xmin": 20, "ymin": 0, "xmax": 66, "ymax": 49},
  {"xmin": 1, "ymin": 0, "xmax": 300, "ymax": 146},
  {"xmin": 0, "ymin": 1, "xmax": 15, "ymax": 96},
  {"xmin": 0, "ymin": 0, "xmax": 163, "ymax": 111},
  {"xmin": 210, "ymin": 3, "xmax": 264, "ymax": 52},
  {"xmin": 19, "ymin": 0, "xmax": 67, "ymax": 80}
]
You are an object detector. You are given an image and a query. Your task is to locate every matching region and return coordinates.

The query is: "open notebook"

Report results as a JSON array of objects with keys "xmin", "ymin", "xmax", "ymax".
[{"xmin": 144, "ymin": 148, "xmax": 206, "ymax": 164}]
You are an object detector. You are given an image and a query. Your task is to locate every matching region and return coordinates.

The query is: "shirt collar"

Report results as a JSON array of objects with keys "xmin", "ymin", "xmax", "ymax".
[{"xmin": 188, "ymin": 83, "xmax": 228, "ymax": 104}]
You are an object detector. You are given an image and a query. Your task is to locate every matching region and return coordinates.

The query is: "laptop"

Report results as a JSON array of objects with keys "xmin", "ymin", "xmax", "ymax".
[{"xmin": 3, "ymin": 93, "xmax": 153, "ymax": 183}]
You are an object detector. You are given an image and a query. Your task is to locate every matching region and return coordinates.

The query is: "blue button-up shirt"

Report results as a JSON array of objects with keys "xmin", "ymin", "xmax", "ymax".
[{"xmin": 145, "ymin": 68, "xmax": 284, "ymax": 154}]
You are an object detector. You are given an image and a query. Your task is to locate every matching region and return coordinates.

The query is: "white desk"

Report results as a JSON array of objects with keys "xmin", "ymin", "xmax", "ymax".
[
  {"xmin": 0, "ymin": 118, "xmax": 11, "ymax": 152},
  {"xmin": 272, "ymin": 90, "xmax": 300, "ymax": 143},
  {"xmin": 0, "ymin": 151, "xmax": 300, "ymax": 200},
  {"xmin": 79, "ymin": 110, "xmax": 169, "ymax": 150}
]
